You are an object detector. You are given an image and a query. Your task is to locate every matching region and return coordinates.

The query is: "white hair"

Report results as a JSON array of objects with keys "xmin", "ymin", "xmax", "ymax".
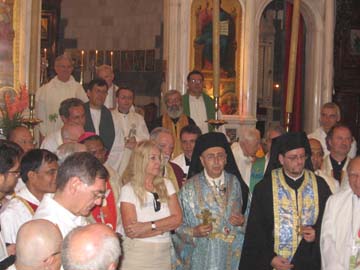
[{"xmin": 238, "ymin": 127, "xmax": 260, "ymax": 143}]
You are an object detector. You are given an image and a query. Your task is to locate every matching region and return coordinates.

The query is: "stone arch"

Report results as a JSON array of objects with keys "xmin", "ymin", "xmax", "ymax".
[{"xmin": 254, "ymin": 0, "xmax": 324, "ymax": 131}]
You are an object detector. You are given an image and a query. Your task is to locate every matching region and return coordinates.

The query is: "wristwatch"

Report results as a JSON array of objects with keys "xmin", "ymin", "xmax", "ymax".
[{"xmin": 151, "ymin": 221, "xmax": 157, "ymax": 231}]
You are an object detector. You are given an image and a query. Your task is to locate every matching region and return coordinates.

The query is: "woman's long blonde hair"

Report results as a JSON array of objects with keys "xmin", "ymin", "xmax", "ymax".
[{"xmin": 121, "ymin": 140, "xmax": 168, "ymax": 206}]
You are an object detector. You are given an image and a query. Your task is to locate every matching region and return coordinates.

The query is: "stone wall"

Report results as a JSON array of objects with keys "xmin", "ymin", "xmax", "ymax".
[{"xmin": 60, "ymin": 0, "xmax": 163, "ymax": 110}]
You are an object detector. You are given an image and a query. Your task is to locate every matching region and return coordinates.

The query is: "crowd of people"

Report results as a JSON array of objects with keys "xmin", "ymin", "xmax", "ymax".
[{"xmin": 0, "ymin": 53, "xmax": 359, "ymax": 270}]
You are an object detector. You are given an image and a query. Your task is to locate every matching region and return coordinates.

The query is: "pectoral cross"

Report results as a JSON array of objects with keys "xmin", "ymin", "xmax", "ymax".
[{"xmin": 196, "ymin": 209, "xmax": 216, "ymax": 225}]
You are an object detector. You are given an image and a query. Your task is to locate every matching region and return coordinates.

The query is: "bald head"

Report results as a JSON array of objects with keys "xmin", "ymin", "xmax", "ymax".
[
  {"xmin": 309, "ymin": 138, "xmax": 324, "ymax": 170},
  {"xmin": 16, "ymin": 220, "xmax": 62, "ymax": 270},
  {"xmin": 62, "ymin": 224, "xmax": 121, "ymax": 270},
  {"xmin": 61, "ymin": 124, "xmax": 84, "ymax": 144}
]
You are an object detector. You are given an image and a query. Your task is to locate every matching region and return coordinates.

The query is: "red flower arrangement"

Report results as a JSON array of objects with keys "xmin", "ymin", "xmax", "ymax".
[{"xmin": 0, "ymin": 85, "xmax": 29, "ymax": 136}]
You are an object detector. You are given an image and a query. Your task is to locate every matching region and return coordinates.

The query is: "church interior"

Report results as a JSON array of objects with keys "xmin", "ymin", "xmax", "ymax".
[{"xmin": 0, "ymin": 0, "xmax": 359, "ymax": 148}]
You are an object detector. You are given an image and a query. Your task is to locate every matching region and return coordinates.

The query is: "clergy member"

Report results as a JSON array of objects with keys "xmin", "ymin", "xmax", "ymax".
[
  {"xmin": 96, "ymin": 64, "xmax": 118, "ymax": 109},
  {"xmin": 320, "ymin": 156, "xmax": 360, "ymax": 270},
  {"xmin": 35, "ymin": 54, "xmax": 87, "ymax": 139},
  {"xmin": 172, "ymin": 132, "xmax": 249, "ymax": 270},
  {"xmin": 240, "ymin": 132, "xmax": 331, "ymax": 270},
  {"xmin": 0, "ymin": 149, "xmax": 58, "ymax": 244}
]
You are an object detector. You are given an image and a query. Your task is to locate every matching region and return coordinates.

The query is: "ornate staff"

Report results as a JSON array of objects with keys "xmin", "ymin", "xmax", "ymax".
[{"xmin": 285, "ymin": 0, "xmax": 301, "ymax": 131}]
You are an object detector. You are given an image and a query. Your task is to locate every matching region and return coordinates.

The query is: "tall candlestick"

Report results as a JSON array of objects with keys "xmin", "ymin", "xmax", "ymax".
[
  {"xmin": 110, "ymin": 51, "xmax": 114, "ymax": 67},
  {"xmin": 80, "ymin": 50, "xmax": 85, "ymax": 85},
  {"xmin": 212, "ymin": 0, "xmax": 220, "ymax": 98},
  {"xmin": 285, "ymin": 0, "xmax": 301, "ymax": 131},
  {"xmin": 44, "ymin": 48, "xmax": 47, "ymax": 61},
  {"xmin": 95, "ymin": 50, "xmax": 98, "ymax": 66}
]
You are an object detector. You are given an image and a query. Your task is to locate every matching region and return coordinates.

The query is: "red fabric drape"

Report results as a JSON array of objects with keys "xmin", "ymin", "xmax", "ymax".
[{"xmin": 283, "ymin": 2, "xmax": 305, "ymax": 131}]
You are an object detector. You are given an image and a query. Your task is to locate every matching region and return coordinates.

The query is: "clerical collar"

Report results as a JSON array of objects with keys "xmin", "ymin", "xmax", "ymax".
[
  {"xmin": 204, "ymin": 170, "xmax": 224, "ymax": 186},
  {"xmin": 118, "ymin": 109, "xmax": 129, "ymax": 115},
  {"xmin": 330, "ymin": 155, "xmax": 347, "ymax": 167},
  {"xmin": 283, "ymin": 170, "xmax": 304, "ymax": 181}
]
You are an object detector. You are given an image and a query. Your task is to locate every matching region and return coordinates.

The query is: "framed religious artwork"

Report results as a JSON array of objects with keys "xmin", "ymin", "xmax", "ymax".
[{"xmin": 190, "ymin": 0, "xmax": 242, "ymax": 115}]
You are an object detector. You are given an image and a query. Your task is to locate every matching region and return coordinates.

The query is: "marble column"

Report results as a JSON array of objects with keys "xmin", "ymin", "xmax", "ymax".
[
  {"xmin": 322, "ymin": 0, "xmax": 335, "ymax": 104},
  {"xmin": 238, "ymin": 0, "xmax": 257, "ymax": 126}
]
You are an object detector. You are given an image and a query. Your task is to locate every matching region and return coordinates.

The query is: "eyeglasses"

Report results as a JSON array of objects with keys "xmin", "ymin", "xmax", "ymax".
[
  {"xmin": 189, "ymin": 79, "xmax": 203, "ymax": 84},
  {"xmin": 152, "ymin": 192, "xmax": 161, "ymax": 212},
  {"xmin": 284, "ymin": 154, "xmax": 308, "ymax": 162}
]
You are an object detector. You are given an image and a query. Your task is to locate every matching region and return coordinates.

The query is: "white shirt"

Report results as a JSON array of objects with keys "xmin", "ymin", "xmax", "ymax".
[
  {"xmin": 321, "ymin": 189, "xmax": 360, "ymax": 270},
  {"xmin": 0, "ymin": 187, "xmax": 40, "ymax": 244},
  {"xmin": 104, "ymin": 84, "xmax": 118, "ymax": 110},
  {"xmin": 308, "ymin": 127, "xmax": 357, "ymax": 158},
  {"xmin": 111, "ymin": 109, "xmax": 149, "ymax": 143},
  {"xmin": 40, "ymin": 129, "xmax": 63, "ymax": 153},
  {"xmin": 118, "ymin": 179, "xmax": 176, "ymax": 243},
  {"xmin": 90, "ymin": 108, "xmax": 101, "ymax": 134},
  {"xmin": 33, "ymin": 194, "xmax": 88, "ymax": 237},
  {"xmin": 35, "ymin": 76, "xmax": 88, "ymax": 136},
  {"xmin": 172, "ymin": 153, "xmax": 189, "ymax": 176},
  {"xmin": 0, "ymin": 233, "xmax": 7, "ymax": 262},
  {"xmin": 189, "ymin": 95, "xmax": 208, "ymax": 134},
  {"xmin": 105, "ymin": 112, "xmax": 126, "ymax": 175},
  {"xmin": 231, "ymin": 142, "xmax": 253, "ymax": 187}
]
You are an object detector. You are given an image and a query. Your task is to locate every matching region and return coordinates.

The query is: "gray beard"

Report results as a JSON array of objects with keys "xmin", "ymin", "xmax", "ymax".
[{"xmin": 167, "ymin": 106, "xmax": 183, "ymax": 119}]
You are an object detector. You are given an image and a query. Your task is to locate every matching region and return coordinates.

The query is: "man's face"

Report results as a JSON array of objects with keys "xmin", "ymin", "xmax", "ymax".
[
  {"xmin": 0, "ymin": 159, "xmax": 20, "ymax": 194},
  {"xmin": 156, "ymin": 132, "xmax": 174, "ymax": 160},
  {"xmin": 348, "ymin": 158, "xmax": 360, "ymax": 197},
  {"xmin": 309, "ymin": 139, "xmax": 323, "ymax": 171},
  {"xmin": 97, "ymin": 69, "xmax": 114, "ymax": 87},
  {"xmin": 10, "ymin": 127, "xmax": 34, "ymax": 153},
  {"xmin": 200, "ymin": 147, "xmax": 227, "ymax": 178},
  {"xmin": 181, "ymin": 132, "xmax": 198, "ymax": 160},
  {"xmin": 320, "ymin": 107, "xmax": 340, "ymax": 132},
  {"xmin": 76, "ymin": 178, "xmax": 106, "ymax": 217},
  {"xmin": 146, "ymin": 147, "xmax": 161, "ymax": 177},
  {"xmin": 87, "ymin": 84, "xmax": 108, "ymax": 109},
  {"xmin": 30, "ymin": 160, "xmax": 58, "ymax": 195},
  {"xmin": 84, "ymin": 140, "xmax": 107, "ymax": 164},
  {"xmin": 54, "ymin": 59, "xmax": 73, "ymax": 82},
  {"xmin": 64, "ymin": 105, "xmax": 86, "ymax": 127},
  {"xmin": 166, "ymin": 92, "xmax": 183, "ymax": 118},
  {"xmin": 187, "ymin": 74, "xmax": 204, "ymax": 97},
  {"xmin": 117, "ymin": 89, "xmax": 134, "ymax": 113},
  {"xmin": 279, "ymin": 148, "xmax": 307, "ymax": 178},
  {"xmin": 240, "ymin": 138, "xmax": 260, "ymax": 158},
  {"xmin": 328, "ymin": 127, "xmax": 352, "ymax": 157}
]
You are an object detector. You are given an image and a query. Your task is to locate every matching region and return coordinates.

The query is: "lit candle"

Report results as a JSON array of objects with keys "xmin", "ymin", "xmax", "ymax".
[
  {"xmin": 110, "ymin": 51, "xmax": 114, "ymax": 67},
  {"xmin": 81, "ymin": 50, "xmax": 84, "ymax": 66},
  {"xmin": 95, "ymin": 50, "xmax": 98, "ymax": 65},
  {"xmin": 44, "ymin": 48, "xmax": 47, "ymax": 61}
]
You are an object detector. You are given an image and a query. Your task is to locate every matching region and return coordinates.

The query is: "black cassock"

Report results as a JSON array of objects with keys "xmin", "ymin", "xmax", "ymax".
[{"xmin": 239, "ymin": 171, "xmax": 331, "ymax": 270}]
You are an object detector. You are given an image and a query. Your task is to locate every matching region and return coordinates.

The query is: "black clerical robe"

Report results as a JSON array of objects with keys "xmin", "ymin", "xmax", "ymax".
[{"xmin": 239, "ymin": 169, "xmax": 331, "ymax": 270}]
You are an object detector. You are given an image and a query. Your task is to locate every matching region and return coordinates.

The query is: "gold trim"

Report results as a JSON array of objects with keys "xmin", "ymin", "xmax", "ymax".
[{"xmin": 12, "ymin": 194, "xmax": 35, "ymax": 215}]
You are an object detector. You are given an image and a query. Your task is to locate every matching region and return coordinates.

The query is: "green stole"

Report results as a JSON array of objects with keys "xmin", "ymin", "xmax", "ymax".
[
  {"xmin": 182, "ymin": 93, "xmax": 215, "ymax": 132},
  {"xmin": 249, "ymin": 157, "xmax": 265, "ymax": 193}
]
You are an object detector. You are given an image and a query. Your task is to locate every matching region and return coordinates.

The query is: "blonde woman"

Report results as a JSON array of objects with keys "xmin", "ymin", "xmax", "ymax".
[{"xmin": 119, "ymin": 140, "xmax": 182, "ymax": 270}]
